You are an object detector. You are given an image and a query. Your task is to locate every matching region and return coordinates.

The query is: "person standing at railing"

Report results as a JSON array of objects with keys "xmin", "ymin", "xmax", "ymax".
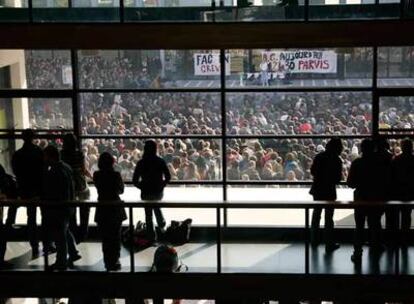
[
  {"xmin": 94, "ymin": 152, "xmax": 126, "ymax": 271},
  {"xmin": 374, "ymin": 138, "xmax": 394, "ymax": 243},
  {"xmin": 8, "ymin": 129, "xmax": 44, "ymax": 258},
  {"xmin": 347, "ymin": 139, "xmax": 384, "ymax": 264},
  {"xmin": 0, "ymin": 164, "xmax": 18, "ymax": 269},
  {"xmin": 390, "ymin": 139, "xmax": 414, "ymax": 247},
  {"xmin": 42, "ymin": 145, "xmax": 81, "ymax": 271},
  {"xmin": 309, "ymin": 138, "xmax": 343, "ymax": 253},
  {"xmin": 133, "ymin": 140, "xmax": 171, "ymax": 243},
  {"xmin": 62, "ymin": 133, "xmax": 92, "ymax": 244}
]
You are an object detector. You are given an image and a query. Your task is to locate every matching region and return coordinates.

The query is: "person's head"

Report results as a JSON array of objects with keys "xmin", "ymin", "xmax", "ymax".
[
  {"xmin": 326, "ymin": 138, "xmax": 343, "ymax": 156},
  {"xmin": 44, "ymin": 145, "xmax": 60, "ymax": 164},
  {"xmin": 63, "ymin": 133, "xmax": 77, "ymax": 151},
  {"xmin": 360, "ymin": 139, "xmax": 375, "ymax": 156},
  {"xmin": 401, "ymin": 139, "xmax": 413, "ymax": 155},
  {"xmin": 22, "ymin": 129, "xmax": 35, "ymax": 144},
  {"xmin": 286, "ymin": 170, "xmax": 297, "ymax": 181},
  {"xmin": 143, "ymin": 140, "xmax": 157, "ymax": 158},
  {"xmin": 98, "ymin": 152, "xmax": 115, "ymax": 171}
]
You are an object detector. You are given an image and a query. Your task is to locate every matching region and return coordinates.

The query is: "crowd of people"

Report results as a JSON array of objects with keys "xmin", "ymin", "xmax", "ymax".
[
  {"xmin": 20, "ymin": 52, "xmax": 414, "ymax": 186},
  {"xmin": 0, "ymin": 130, "xmax": 414, "ymax": 271}
]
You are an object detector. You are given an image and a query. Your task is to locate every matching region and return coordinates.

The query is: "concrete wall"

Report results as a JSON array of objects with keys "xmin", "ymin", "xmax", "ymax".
[{"xmin": 0, "ymin": 50, "xmax": 30, "ymax": 142}]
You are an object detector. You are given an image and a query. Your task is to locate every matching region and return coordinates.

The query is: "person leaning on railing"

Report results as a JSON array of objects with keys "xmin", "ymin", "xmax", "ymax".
[{"xmin": 93, "ymin": 152, "xmax": 126, "ymax": 272}]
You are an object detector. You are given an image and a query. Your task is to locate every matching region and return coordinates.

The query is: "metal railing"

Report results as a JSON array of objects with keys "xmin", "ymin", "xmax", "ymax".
[{"xmin": 0, "ymin": 199, "xmax": 413, "ymax": 275}]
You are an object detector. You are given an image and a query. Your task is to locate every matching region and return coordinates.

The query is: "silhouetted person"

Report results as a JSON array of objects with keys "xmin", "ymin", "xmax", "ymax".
[
  {"xmin": 375, "ymin": 138, "xmax": 394, "ymax": 242},
  {"xmin": 390, "ymin": 139, "xmax": 414, "ymax": 246},
  {"xmin": 0, "ymin": 164, "xmax": 17, "ymax": 268},
  {"xmin": 310, "ymin": 138, "xmax": 343, "ymax": 253},
  {"xmin": 94, "ymin": 152, "xmax": 126, "ymax": 271},
  {"xmin": 9, "ymin": 129, "xmax": 43, "ymax": 257},
  {"xmin": 42, "ymin": 145, "xmax": 81, "ymax": 271},
  {"xmin": 133, "ymin": 140, "xmax": 171, "ymax": 242},
  {"xmin": 347, "ymin": 139, "xmax": 383, "ymax": 264},
  {"xmin": 62, "ymin": 133, "xmax": 92, "ymax": 243}
]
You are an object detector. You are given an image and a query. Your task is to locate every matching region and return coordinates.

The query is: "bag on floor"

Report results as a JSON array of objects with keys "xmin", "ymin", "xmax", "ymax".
[
  {"xmin": 150, "ymin": 244, "xmax": 188, "ymax": 273},
  {"xmin": 165, "ymin": 218, "xmax": 192, "ymax": 245},
  {"xmin": 122, "ymin": 221, "xmax": 152, "ymax": 249}
]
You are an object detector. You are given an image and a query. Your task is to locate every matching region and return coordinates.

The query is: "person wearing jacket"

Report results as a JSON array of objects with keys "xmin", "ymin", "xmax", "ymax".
[
  {"xmin": 94, "ymin": 152, "xmax": 126, "ymax": 271},
  {"xmin": 42, "ymin": 145, "xmax": 81, "ymax": 271},
  {"xmin": 347, "ymin": 139, "xmax": 384, "ymax": 264},
  {"xmin": 10, "ymin": 129, "xmax": 44, "ymax": 257},
  {"xmin": 133, "ymin": 140, "xmax": 171, "ymax": 242},
  {"xmin": 309, "ymin": 138, "xmax": 343, "ymax": 253},
  {"xmin": 0, "ymin": 164, "xmax": 17, "ymax": 268},
  {"xmin": 390, "ymin": 139, "xmax": 414, "ymax": 246}
]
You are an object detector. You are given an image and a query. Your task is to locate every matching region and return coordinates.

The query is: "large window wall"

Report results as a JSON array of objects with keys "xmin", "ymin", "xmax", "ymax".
[
  {"xmin": 0, "ymin": 47, "xmax": 413, "ymax": 226},
  {"xmin": 0, "ymin": 0, "xmax": 410, "ymax": 22}
]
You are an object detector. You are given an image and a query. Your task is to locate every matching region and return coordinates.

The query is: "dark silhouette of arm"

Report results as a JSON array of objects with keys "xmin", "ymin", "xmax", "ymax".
[
  {"xmin": 334, "ymin": 158, "xmax": 343, "ymax": 184},
  {"xmin": 132, "ymin": 162, "xmax": 142, "ymax": 189},
  {"xmin": 347, "ymin": 161, "xmax": 358, "ymax": 189},
  {"xmin": 116, "ymin": 172, "xmax": 125, "ymax": 195},
  {"xmin": 310, "ymin": 154, "xmax": 320, "ymax": 178},
  {"xmin": 162, "ymin": 160, "xmax": 171, "ymax": 187}
]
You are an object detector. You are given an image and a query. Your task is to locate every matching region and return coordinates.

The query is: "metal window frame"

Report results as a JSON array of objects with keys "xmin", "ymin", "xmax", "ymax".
[{"xmin": 2, "ymin": 47, "xmax": 414, "ymax": 227}]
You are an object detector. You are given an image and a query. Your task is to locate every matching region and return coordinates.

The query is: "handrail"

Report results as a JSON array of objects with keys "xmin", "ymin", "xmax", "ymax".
[{"xmin": 0, "ymin": 198, "xmax": 411, "ymax": 276}]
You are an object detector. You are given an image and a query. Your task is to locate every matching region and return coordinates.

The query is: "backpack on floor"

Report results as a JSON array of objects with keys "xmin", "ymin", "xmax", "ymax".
[
  {"xmin": 165, "ymin": 218, "xmax": 192, "ymax": 245},
  {"xmin": 150, "ymin": 244, "xmax": 188, "ymax": 273}
]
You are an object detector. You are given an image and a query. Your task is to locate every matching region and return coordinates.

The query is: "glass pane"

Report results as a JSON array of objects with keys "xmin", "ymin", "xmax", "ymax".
[
  {"xmin": 226, "ymin": 91, "xmax": 372, "ymax": 135},
  {"xmin": 0, "ymin": 0, "xmax": 29, "ymax": 22},
  {"xmin": 378, "ymin": 47, "xmax": 414, "ymax": 87},
  {"xmin": 0, "ymin": 50, "xmax": 72, "ymax": 89},
  {"xmin": 124, "ymin": 1, "xmax": 305, "ymax": 22},
  {"xmin": 77, "ymin": 50, "xmax": 221, "ymax": 89},
  {"xmin": 227, "ymin": 48, "xmax": 373, "ymax": 89},
  {"xmin": 82, "ymin": 138, "xmax": 222, "ymax": 181},
  {"xmin": 379, "ymin": 96, "xmax": 414, "ymax": 133},
  {"xmin": 226, "ymin": 138, "xmax": 364, "ymax": 181},
  {"xmin": 309, "ymin": 0, "xmax": 399, "ymax": 19},
  {"xmin": 32, "ymin": 0, "xmax": 120, "ymax": 22},
  {"xmin": 80, "ymin": 92, "xmax": 221, "ymax": 135},
  {"xmin": 89, "ymin": 184, "xmax": 222, "ymax": 222},
  {"xmin": 0, "ymin": 98, "xmax": 73, "ymax": 130},
  {"xmin": 227, "ymin": 185, "xmax": 354, "ymax": 226}
]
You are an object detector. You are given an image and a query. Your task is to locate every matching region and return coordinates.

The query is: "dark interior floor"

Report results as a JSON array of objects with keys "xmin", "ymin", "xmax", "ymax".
[{"xmin": 2, "ymin": 241, "xmax": 411, "ymax": 275}]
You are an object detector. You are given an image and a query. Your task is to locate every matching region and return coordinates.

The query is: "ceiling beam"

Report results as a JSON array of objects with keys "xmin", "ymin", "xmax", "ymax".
[{"xmin": 2, "ymin": 20, "xmax": 414, "ymax": 49}]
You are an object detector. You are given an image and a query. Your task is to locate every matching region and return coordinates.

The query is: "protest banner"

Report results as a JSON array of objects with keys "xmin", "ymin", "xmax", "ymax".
[
  {"xmin": 194, "ymin": 53, "xmax": 231, "ymax": 76},
  {"xmin": 262, "ymin": 50, "xmax": 337, "ymax": 74}
]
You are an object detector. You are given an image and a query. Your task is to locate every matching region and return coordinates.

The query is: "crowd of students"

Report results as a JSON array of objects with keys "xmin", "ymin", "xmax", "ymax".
[{"xmin": 23, "ymin": 53, "xmax": 414, "ymax": 186}]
